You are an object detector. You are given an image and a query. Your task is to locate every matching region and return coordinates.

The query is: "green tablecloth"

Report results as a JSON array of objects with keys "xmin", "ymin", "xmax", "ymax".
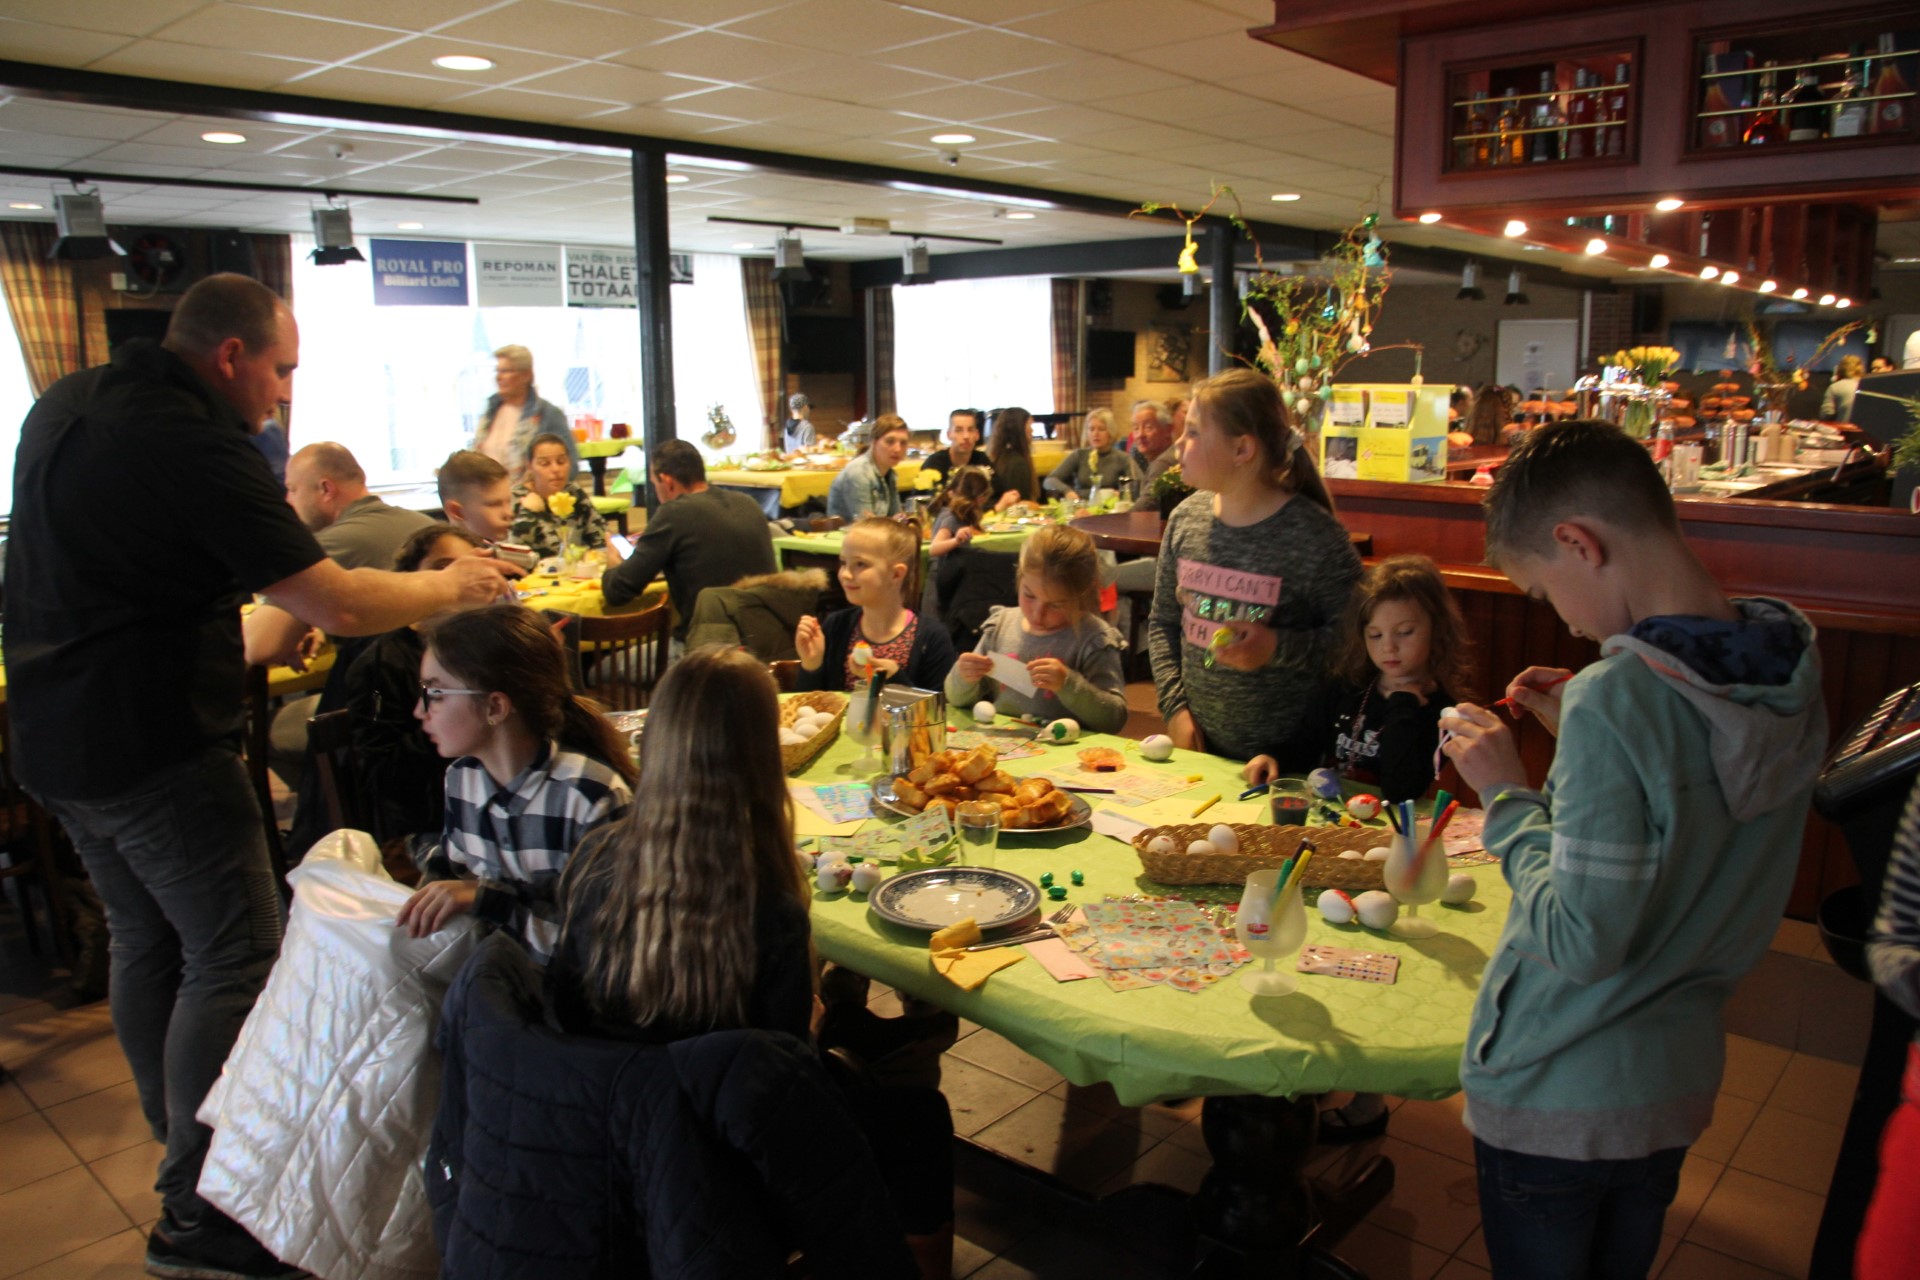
[{"xmin": 791, "ymin": 714, "xmax": 1506, "ymax": 1106}]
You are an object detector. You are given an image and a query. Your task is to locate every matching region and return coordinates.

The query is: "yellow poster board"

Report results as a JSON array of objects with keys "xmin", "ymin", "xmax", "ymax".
[{"xmin": 1319, "ymin": 383, "xmax": 1450, "ymax": 483}]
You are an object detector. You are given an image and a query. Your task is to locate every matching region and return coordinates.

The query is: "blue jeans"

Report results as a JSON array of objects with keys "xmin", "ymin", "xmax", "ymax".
[
  {"xmin": 1474, "ymin": 1139, "xmax": 1684, "ymax": 1280},
  {"xmin": 42, "ymin": 748, "xmax": 285, "ymax": 1227}
]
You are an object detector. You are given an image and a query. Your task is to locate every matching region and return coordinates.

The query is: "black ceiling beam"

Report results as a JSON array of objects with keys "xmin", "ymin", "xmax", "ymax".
[
  {"xmin": 847, "ymin": 234, "xmax": 1308, "ymax": 290},
  {"xmin": 0, "ymin": 161, "xmax": 480, "ymax": 204},
  {"xmin": 704, "ymin": 215, "xmax": 1000, "ymax": 246}
]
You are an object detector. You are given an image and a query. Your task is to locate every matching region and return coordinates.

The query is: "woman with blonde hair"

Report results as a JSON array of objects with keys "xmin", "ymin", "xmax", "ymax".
[{"xmin": 1823, "ymin": 353, "xmax": 1866, "ymax": 421}]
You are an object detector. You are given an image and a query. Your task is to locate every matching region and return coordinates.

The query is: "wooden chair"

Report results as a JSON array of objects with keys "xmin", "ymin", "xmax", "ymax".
[
  {"xmin": 806, "ymin": 516, "xmax": 845, "ymax": 533},
  {"xmin": 0, "ymin": 709, "xmax": 72, "ymax": 964},
  {"xmin": 770, "ymin": 660, "xmax": 801, "ymax": 692},
  {"xmin": 573, "ymin": 605, "xmax": 673, "ymax": 710},
  {"xmin": 242, "ymin": 664, "xmax": 294, "ymax": 896},
  {"xmin": 305, "ymin": 710, "xmax": 369, "ymax": 834}
]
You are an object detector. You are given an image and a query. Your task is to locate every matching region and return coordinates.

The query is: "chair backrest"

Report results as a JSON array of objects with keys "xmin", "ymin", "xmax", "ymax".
[
  {"xmin": 572, "ymin": 605, "xmax": 673, "ymax": 709},
  {"xmin": 243, "ymin": 664, "xmax": 293, "ymax": 893},
  {"xmin": 305, "ymin": 709, "xmax": 370, "ymax": 834},
  {"xmin": 769, "ymin": 660, "xmax": 800, "ymax": 692},
  {"xmin": 806, "ymin": 515, "xmax": 844, "ymax": 533}
]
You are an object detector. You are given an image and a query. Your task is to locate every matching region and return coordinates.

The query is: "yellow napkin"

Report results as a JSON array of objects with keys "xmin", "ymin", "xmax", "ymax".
[{"xmin": 929, "ymin": 917, "xmax": 1024, "ymax": 991}]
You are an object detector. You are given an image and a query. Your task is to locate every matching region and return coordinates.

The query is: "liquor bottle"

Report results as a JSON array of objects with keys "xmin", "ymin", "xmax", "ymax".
[
  {"xmin": 1744, "ymin": 65, "xmax": 1786, "ymax": 144},
  {"xmin": 1604, "ymin": 61, "xmax": 1630, "ymax": 156},
  {"xmin": 1465, "ymin": 90, "xmax": 1492, "ymax": 168},
  {"xmin": 1531, "ymin": 70, "xmax": 1562, "ymax": 162},
  {"xmin": 1870, "ymin": 33, "xmax": 1910, "ymax": 134},
  {"xmin": 1782, "ymin": 69, "xmax": 1827, "ymax": 141},
  {"xmin": 1831, "ymin": 54, "xmax": 1868, "ymax": 137},
  {"xmin": 1496, "ymin": 91, "xmax": 1523, "ymax": 165},
  {"xmin": 1565, "ymin": 68, "xmax": 1592, "ymax": 159}
]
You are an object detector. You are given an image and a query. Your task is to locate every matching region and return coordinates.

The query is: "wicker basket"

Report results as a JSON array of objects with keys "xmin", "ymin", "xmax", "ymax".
[
  {"xmin": 1132, "ymin": 823, "xmax": 1390, "ymax": 894},
  {"xmin": 780, "ymin": 692, "xmax": 847, "ymax": 774}
]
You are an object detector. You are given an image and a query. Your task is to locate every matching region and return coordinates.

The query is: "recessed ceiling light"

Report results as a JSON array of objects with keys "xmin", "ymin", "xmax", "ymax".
[
  {"xmin": 1837, "ymin": 297, "xmax": 1852, "ymax": 308},
  {"xmin": 1585, "ymin": 238, "xmax": 1607, "ymax": 255},
  {"xmin": 1417, "ymin": 212, "xmax": 1442, "ymax": 223},
  {"xmin": 1700, "ymin": 265, "xmax": 1719, "ymax": 279},
  {"xmin": 1270, "ymin": 193, "xmax": 1302, "ymax": 202},
  {"xmin": 1721, "ymin": 270, "xmax": 1739, "ymax": 284},
  {"xmin": 665, "ymin": 174, "xmax": 690, "ymax": 184},
  {"xmin": 201, "ymin": 131, "xmax": 247, "ymax": 145},
  {"xmin": 397, "ymin": 221, "xmax": 424, "ymax": 230},
  {"xmin": 1649, "ymin": 253, "xmax": 1670, "ymax": 269},
  {"xmin": 1819, "ymin": 292, "xmax": 1837, "ymax": 305},
  {"xmin": 1503, "ymin": 219, "xmax": 1527, "ymax": 237},
  {"xmin": 433, "ymin": 54, "xmax": 494, "ymax": 72},
  {"xmin": 732, "ymin": 241, "xmax": 756, "ymax": 250},
  {"xmin": 1655, "ymin": 198, "xmax": 1684, "ymax": 212},
  {"xmin": 9, "ymin": 201, "xmax": 43, "ymax": 210},
  {"xmin": 1792, "ymin": 287, "xmax": 1809, "ymax": 299},
  {"xmin": 1520, "ymin": 244, "xmax": 1545, "ymax": 251},
  {"xmin": 1759, "ymin": 279, "xmax": 1777, "ymax": 292},
  {"xmin": 1006, "ymin": 211, "xmax": 1036, "ymax": 220},
  {"xmin": 929, "ymin": 132, "xmax": 974, "ymax": 145}
]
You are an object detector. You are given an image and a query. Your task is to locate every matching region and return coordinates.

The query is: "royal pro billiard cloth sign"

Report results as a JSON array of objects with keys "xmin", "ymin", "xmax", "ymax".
[{"xmin": 370, "ymin": 239, "xmax": 470, "ymax": 307}]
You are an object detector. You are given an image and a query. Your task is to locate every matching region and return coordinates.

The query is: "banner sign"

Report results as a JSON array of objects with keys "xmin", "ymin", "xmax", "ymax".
[
  {"xmin": 370, "ymin": 239, "xmax": 469, "ymax": 307},
  {"xmin": 474, "ymin": 242, "xmax": 563, "ymax": 307},
  {"xmin": 566, "ymin": 245, "xmax": 637, "ymax": 307}
]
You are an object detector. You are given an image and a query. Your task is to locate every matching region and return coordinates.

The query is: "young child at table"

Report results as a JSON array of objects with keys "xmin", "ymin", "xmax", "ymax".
[
  {"xmin": 927, "ymin": 466, "xmax": 993, "ymax": 560},
  {"xmin": 397, "ymin": 605, "xmax": 637, "ymax": 961},
  {"xmin": 1148, "ymin": 368, "xmax": 1361, "ymax": 762},
  {"xmin": 509, "ymin": 432, "xmax": 610, "ymax": 560},
  {"xmin": 945, "ymin": 524, "xmax": 1127, "ymax": 734},
  {"xmin": 1437, "ymin": 420, "xmax": 1824, "ymax": 1278},
  {"xmin": 549, "ymin": 645, "xmax": 950, "ymax": 1278},
  {"xmin": 796, "ymin": 517, "xmax": 957, "ymax": 692},
  {"xmin": 1244, "ymin": 554, "xmax": 1472, "ymax": 803},
  {"xmin": 437, "ymin": 449, "xmax": 535, "ymax": 571},
  {"xmin": 1859, "ymin": 776, "xmax": 1920, "ymax": 1280}
]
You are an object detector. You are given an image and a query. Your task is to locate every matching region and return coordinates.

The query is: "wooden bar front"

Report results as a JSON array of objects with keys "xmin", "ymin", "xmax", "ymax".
[{"xmin": 1331, "ymin": 478, "xmax": 1920, "ymax": 918}]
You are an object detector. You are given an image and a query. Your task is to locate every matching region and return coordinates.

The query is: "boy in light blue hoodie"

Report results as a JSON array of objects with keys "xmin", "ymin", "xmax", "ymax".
[{"xmin": 1439, "ymin": 421, "xmax": 1826, "ymax": 1279}]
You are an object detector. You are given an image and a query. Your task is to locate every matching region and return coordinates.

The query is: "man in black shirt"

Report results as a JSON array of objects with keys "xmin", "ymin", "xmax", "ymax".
[
  {"xmin": 4, "ymin": 274, "xmax": 513, "ymax": 1280},
  {"xmin": 601, "ymin": 439, "xmax": 775, "ymax": 646}
]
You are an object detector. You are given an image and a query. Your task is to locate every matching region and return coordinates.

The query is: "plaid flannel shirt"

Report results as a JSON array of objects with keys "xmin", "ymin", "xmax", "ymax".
[{"xmin": 425, "ymin": 740, "xmax": 630, "ymax": 960}]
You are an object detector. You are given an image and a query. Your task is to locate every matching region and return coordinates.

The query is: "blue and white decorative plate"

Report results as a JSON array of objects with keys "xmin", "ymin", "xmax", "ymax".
[{"xmin": 870, "ymin": 867, "xmax": 1041, "ymax": 931}]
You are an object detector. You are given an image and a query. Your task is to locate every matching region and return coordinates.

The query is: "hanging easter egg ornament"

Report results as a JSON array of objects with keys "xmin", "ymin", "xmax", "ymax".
[{"xmin": 1043, "ymin": 718, "xmax": 1081, "ymax": 744}]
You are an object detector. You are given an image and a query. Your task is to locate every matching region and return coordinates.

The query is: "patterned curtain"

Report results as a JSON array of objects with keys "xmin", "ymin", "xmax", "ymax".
[
  {"xmin": 740, "ymin": 256, "xmax": 782, "ymax": 447},
  {"xmin": 1050, "ymin": 277, "xmax": 1079, "ymax": 418},
  {"xmin": 0, "ymin": 221, "xmax": 84, "ymax": 395},
  {"xmin": 868, "ymin": 286, "xmax": 895, "ymax": 416},
  {"xmin": 249, "ymin": 233, "xmax": 294, "ymax": 302}
]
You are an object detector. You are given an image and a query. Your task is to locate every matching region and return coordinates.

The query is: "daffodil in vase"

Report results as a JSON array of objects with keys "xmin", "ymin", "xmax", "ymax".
[{"xmin": 548, "ymin": 489, "xmax": 579, "ymax": 564}]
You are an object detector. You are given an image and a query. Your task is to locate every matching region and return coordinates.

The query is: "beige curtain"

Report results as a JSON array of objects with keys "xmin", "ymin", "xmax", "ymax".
[
  {"xmin": 740, "ymin": 257, "xmax": 782, "ymax": 447},
  {"xmin": 0, "ymin": 222, "xmax": 85, "ymax": 395},
  {"xmin": 249, "ymin": 233, "xmax": 293, "ymax": 302},
  {"xmin": 1050, "ymin": 277, "xmax": 1079, "ymax": 420}
]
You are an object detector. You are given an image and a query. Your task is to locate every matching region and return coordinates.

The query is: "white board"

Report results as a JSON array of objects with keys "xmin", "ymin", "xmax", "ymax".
[{"xmin": 1495, "ymin": 319, "xmax": 1579, "ymax": 398}]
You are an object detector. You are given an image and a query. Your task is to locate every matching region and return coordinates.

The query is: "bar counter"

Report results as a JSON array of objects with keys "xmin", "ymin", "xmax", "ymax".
[{"xmin": 1329, "ymin": 477, "xmax": 1920, "ymax": 917}]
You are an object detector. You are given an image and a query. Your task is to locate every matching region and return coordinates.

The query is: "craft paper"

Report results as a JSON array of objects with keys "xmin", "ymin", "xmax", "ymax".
[
  {"xmin": 1024, "ymin": 937, "xmax": 1096, "ymax": 982},
  {"xmin": 988, "ymin": 651, "xmax": 1037, "ymax": 697}
]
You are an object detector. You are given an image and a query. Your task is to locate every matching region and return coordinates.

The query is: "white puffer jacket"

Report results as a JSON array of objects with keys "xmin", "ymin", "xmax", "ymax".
[{"xmin": 197, "ymin": 830, "xmax": 475, "ymax": 1280}]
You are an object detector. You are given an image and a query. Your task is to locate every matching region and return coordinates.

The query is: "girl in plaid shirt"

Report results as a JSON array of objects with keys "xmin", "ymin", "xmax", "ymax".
[{"xmin": 397, "ymin": 605, "xmax": 636, "ymax": 960}]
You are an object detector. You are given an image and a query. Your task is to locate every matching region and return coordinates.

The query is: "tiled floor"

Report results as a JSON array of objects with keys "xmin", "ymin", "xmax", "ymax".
[{"xmin": 0, "ymin": 686, "xmax": 1875, "ymax": 1278}]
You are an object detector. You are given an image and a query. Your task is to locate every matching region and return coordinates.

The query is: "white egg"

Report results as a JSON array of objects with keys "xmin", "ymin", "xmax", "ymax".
[
  {"xmin": 850, "ymin": 864, "xmax": 884, "ymax": 894},
  {"xmin": 1140, "ymin": 734, "xmax": 1174, "ymax": 762},
  {"xmin": 971, "ymin": 700, "xmax": 996, "ymax": 723},
  {"xmin": 1345, "ymin": 794, "xmax": 1382, "ymax": 820},
  {"xmin": 816, "ymin": 848, "xmax": 851, "ymax": 866},
  {"xmin": 778, "ymin": 727, "xmax": 808, "ymax": 746},
  {"xmin": 1207, "ymin": 824, "xmax": 1239, "ymax": 855},
  {"xmin": 1186, "ymin": 839, "xmax": 1218, "ymax": 857},
  {"xmin": 1363, "ymin": 846, "xmax": 1392, "ymax": 862},
  {"xmin": 1353, "ymin": 890, "xmax": 1399, "ymax": 930},
  {"xmin": 1442, "ymin": 873, "xmax": 1477, "ymax": 905},
  {"xmin": 1044, "ymin": 718, "xmax": 1081, "ymax": 743},
  {"xmin": 1317, "ymin": 889, "xmax": 1357, "ymax": 925},
  {"xmin": 1338, "ymin": 849, "xmax": 1364, "ymax": 861},
  {"xmin": 1146, "ymin": 835, "xmax": 1178, "ymax": 856},
  {"xmin": 816, "ymin": 864, "xmax": 853, "ymax": 894}
]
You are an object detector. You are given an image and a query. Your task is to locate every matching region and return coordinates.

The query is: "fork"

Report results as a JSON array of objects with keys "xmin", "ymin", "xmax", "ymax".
[{"xmin": 964, "ymin": 905, "xmax": 1079, "ymax": 952}]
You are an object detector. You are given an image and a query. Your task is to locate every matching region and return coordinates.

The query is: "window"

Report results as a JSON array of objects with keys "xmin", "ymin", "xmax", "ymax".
[
  {"xmin": 890, "ymin": 276, "xmax": 1055, "ymax": 436},
  {"xmin": 0, "ymin": 314, "xmax": 35, "ymax": 519},
  {"xmin": 670, "ymin": 252, "xmax": 765, "ymax": 460}
]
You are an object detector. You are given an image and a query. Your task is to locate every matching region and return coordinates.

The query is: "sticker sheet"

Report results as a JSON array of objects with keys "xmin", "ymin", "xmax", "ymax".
[
  {"xmin": 1060, "ymin": 899, "xmax": 1251, "ymax": 992},
  {"xmin": 808, "ymin": 782, "xmax": 874, "ymax": 825},
  {"xmin": 1297, "ymin": 944, "xmax": 1400, "ymax": 984}
]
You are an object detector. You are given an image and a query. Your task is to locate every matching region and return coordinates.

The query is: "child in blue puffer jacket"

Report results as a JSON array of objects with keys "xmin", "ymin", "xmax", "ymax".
[{"xmin": 1438, "ymin": 421, "xmax": 1825, "ymax": 1279}]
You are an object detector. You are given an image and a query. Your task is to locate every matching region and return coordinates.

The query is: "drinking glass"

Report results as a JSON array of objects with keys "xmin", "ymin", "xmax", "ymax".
[
  {"xmin": 1269, "ymin": 779, "xmax": 1312, "ymax": 825},
  {"xmin": 1238, "ymin": 868, "xmax": 1309, "ymax": 996},
  {"xmin": 955, "ymin": 801, "xmax": 1002, "ymax": 869},
  {"xmin": 843, "ymin": 686, "xmax": 884, "ymax": 775},
  {"xmin": 1382, "ymin": 819, "xmax": 1449, "ymax": 939}
]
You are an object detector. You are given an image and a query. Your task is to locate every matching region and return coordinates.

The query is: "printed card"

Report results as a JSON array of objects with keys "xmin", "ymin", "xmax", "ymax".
[
  {"xmin": 1297, "ymin": 944, "xmax": 1400, "ymax": 984},
  {"xmin": 988, "ymin": 651, "xmax": 1038, "ymax": 697},
  {"xmin": 809, "ymin": 782, "xmax": 874, "ymax": 825}
]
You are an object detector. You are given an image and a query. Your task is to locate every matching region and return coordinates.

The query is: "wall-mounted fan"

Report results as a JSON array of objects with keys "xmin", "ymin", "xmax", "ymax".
[{"xmin": 125, "ymin": 231, "xmax": 191, "ymax": 292}]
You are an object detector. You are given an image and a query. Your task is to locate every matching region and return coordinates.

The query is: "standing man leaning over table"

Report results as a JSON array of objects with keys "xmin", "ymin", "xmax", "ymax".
[{"xmin": 3, "ymin": 274, "xmax": 516, "ymax": 1280}]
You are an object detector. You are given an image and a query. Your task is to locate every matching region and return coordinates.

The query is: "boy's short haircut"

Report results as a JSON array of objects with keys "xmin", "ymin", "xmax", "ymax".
[
  {"xmin": 437, "ymin": 449, "xmax": 509, "ymax": 506},
  {"xmin": 650, "ymin": 439, "xmax": 706, "ymax": 487},
  {"xmin": 1483, "ymin": 419, "xmax": 1678, "ymax": 566}
]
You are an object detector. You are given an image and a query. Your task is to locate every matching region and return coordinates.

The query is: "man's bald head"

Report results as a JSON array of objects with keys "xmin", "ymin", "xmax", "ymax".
[{"xmin": 284, "ymin": 442, "xmax": 368, "ymax": 531}]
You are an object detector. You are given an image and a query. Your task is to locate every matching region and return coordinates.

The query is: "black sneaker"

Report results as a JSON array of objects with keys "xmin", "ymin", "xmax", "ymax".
[{"xmin": 145, "ymin": 1216, "xmax": 305, "ymax": 1280}]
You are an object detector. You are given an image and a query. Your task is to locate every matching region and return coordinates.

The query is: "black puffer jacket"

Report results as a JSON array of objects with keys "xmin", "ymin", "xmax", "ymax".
[{"xmin": 428, "ymin": 935, "xmax": 917, "ymax": 1279}]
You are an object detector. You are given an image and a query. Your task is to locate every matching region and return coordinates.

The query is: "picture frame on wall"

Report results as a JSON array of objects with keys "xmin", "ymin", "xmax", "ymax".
[{"xmin": 1147, "ymin": 322, "xmax": 1191, "ymax": 383}]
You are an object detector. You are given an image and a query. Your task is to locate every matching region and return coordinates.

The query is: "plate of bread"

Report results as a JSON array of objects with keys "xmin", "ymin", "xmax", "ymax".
[{"xmin": 872, "ymin": 741, "xmax": 1090, "ymax": 834}]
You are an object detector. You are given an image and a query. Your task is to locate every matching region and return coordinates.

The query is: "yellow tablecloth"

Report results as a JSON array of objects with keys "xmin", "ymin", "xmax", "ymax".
[
  {"xmin": 515, "ymin": 572, "xmax": 665, "ymax": 617},
  {"xmin": 707, "ymin": 461, "xmax": 926, "ymax": 509},
  {"xmin": 792, "ymin": 716, "xmax": 1504, "ymax": 1105}
]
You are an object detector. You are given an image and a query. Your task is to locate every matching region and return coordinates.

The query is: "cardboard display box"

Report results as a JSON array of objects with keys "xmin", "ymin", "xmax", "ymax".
[{"xmin": 1320, "ymin": 384, "xmax": 1450, "ymax": 483}]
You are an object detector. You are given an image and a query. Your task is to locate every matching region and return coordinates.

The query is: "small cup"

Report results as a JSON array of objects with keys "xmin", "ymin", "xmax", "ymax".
[
  {"xmin": 955, "ymin": 800, "xmax": 1002, "ymax": 868},
  {"xmin": 1269, "ymin": 779, "xmax": 1312, "ymax": 826}
]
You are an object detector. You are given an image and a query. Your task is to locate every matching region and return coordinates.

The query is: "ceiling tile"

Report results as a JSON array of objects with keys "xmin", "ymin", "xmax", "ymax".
[
  {"xmin": 85, "ymin": 40, "xmax": 327, "ymax": 89},
  {"xmin": 1221, "ymin": 60, "xmax": 1380, "ymax": 106},
  {"xmin": 1116, "ymin": 29, "xmax": 1288, "ymax": 82},
  {"xmin": 615, "ymin": 29, "xmax": 804, "ymax": 83},
  {"xmin": 976, "ymin": 104, "xmax": 1138, "ymax": 142},
  {"xmin": 0, "ymin": 100, "xmax": 169, "ymax": 140},
  {"xmin": 148, "ymin": 3, "xmax": 405, "ymax": 61},
  {"xmin": 1008, "ymin": 0, "xmax": 1249, "ymax": 54},
  {"xmin": 897, "ymin": 0, "xmax": 1080, "ymax": 22},
  {"xmin": 1192, "ymin": 103, "xmax": 1338, "ymax": 142},
  {"xmin": 433, "ymin": 1, "xmax": 684, "ymax": 58},
  {"xmin": 0, "ymin": 134, "xmax": 119, "ymax": 161},
  {"xmin": 509, "ymin": 61, "xmax": 694, "ymax": 106},
  {"xmin": 0, "ymin": 20, "xmax": 135, "ymax": 64},
  {"xmin": 654, "ymin": 83, "xmax": 824, "ymax": 121},
  {"xmin": 875, "ymin": 82, "xmax": 1051, "ymax": 124},
  {"xmin": 437, "ymin": 86, "xmax": 631, "ymax": 122},
  {"xmin": 0, "ymin": 0, "xmax": 207, "ymax": 38},
  {"xmin": 1084, "ymin": 82, "xmax": 1269, "ymax": 124},
  {"xmin": 275, "ymin": 65, "xmax": 482, "ymax": 108},
  {"xmin": 723, "ymin": 1, "xmax": 968, "ymax": 57},
  {"xmin": 752, "ymin": 52, "xmax": 957, "ymax": 101},
  {"xmin": 247, "ymin": 0, "xmax": 497, "ymax": 25},
  {"xmin": 126, "ymin": 119, "xmax": 310, "ymax": 149},
  {"xmin": 874, "ymin": 29, "xmax": 1072, "ymax": 79},
  {"xmin": 272, "ymin": 134, "xmax": 441, "ymax": 164},
  {"xmin": 1143, "ymin": 139, "xmax": 1290, "ymax": 170},
  {"xmin": 341, "ymin": 35, "xmax": 578, "ymax": 85},
  {"xmin": 1076, "ymin": 121, "xmax": 1220, "ymax": 155},
  {"xmin": 982, "ymin": 54, "xmax": 1186, "ymax": 102}
]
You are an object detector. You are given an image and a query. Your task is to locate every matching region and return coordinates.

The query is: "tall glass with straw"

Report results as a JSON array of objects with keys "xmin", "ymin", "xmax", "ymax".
[{"xmin": 1238, "ymin": 843, "xmax": 1314, "ymax": 995}]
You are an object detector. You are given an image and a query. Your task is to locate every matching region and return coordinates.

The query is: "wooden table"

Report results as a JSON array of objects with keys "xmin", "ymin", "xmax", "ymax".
[
  {"xmin": 575, "ymin": 438, "xmax": 639, "ymax": 497},
  {"xmin": 1071, "ymin": 511, "xmax": 1375, "ymax": 558}
]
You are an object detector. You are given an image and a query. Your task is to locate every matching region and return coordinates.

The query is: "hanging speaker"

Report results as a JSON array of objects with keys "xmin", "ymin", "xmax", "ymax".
[{"xmin": 901, "ymin": 240, "xmax": 930, "ymax": 280}]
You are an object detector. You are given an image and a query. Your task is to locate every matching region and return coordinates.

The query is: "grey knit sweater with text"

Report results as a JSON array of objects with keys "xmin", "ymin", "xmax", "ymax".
[{"xmin": 1148, "ymin": 490, "xmax": 1362, "ymax": 762}]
